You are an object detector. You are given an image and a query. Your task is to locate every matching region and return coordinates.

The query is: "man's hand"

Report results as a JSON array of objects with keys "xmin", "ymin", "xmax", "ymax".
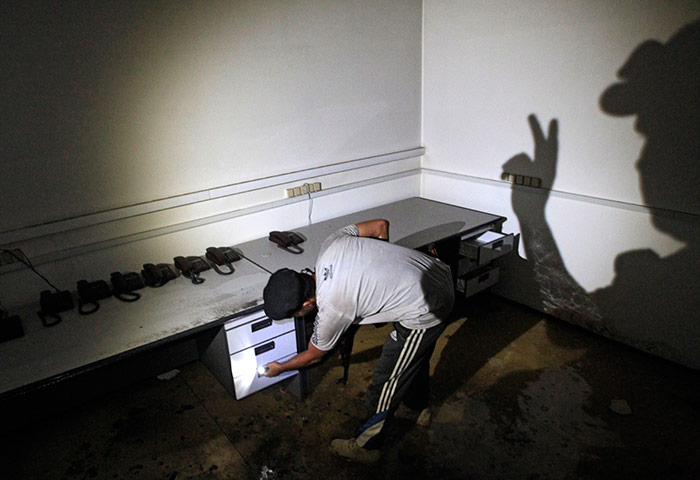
[
  {"xmin": 262, "ymin": 341, "xmax": 327, "ymax": 377},
  {"xmin": 263, "ymin": 361, "xmax": 284, "ymax": 378}
]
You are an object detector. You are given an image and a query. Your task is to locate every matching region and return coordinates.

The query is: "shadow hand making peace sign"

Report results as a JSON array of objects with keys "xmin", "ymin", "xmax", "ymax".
[{"xmin": 502, "ymin": 114, "xmax": 558, "ymax": 219}]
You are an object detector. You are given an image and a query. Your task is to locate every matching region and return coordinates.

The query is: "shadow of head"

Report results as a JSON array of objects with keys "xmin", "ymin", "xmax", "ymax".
[
  {"xmin": 600, "ymin": 19, "xmax": 700, "ymax": 238},
  {"xmin": 600, "ymin": 20, "xmax": 700, "ymax": 134}
]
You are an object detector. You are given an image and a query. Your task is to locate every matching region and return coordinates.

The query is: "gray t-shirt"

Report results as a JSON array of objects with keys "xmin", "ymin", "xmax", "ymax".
[{"xmin": 310, "ymin": 225, "xmax": 455, "ymax": 351}]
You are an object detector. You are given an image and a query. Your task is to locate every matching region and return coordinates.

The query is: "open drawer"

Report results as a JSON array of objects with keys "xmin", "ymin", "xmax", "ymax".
[
  {"xmin": 459, "ymin": 231, "xmax": 514, "ymax": 267},
  {"xmin": 456, "ymin": 266, "xmax": 500, "ymax": 298},
  {"xmin": 229, "ymin": 330, "xmax": 299, "ymax": 399}
]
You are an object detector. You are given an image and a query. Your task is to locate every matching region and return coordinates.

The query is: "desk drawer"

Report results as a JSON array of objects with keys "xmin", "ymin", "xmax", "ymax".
[
  {"xmin": 457, "ymin": 266, "xmax": 500, "ymax": 298},
  {"xmin": 229, "ymin": 330, "xmax": 298, "ymax": 399},
  {"xmin": 225, "ymin": 313, "xmax": 294, "ymax": 355},
  {"xmin": 457, "ymin": 256, "xmax": 478, "ymax": 276},
  {"xmin": 459, "ymin": 231, "xmax": 514, "ymax": 267},
  {"xmin": 232, "ymin": 353, "xmax": 297, "ymax": 400}
]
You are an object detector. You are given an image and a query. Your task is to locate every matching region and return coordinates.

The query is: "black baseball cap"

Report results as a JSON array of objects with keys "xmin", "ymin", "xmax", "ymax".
[{"xmin": 263, "ymin": 268, "xmax": 308, "ymax": 320}]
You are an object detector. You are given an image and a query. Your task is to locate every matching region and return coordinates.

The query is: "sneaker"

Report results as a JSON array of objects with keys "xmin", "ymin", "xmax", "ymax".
[
  {"xmin": 330, "ymin": 438, "xmax": 380, "ymax": 464},
  {"xmin": 416, "ymin": 408, "xmax": 432, "ymax": 427},
  {"xmin": 394, "ymin": 405, "xmax": 432, "ymax": 427}
]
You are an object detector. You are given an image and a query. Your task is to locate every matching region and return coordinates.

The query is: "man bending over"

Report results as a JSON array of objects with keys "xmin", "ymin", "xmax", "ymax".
[{"xmin": 262, "ymin": 219, "xmax": 455, "ymax": 463}]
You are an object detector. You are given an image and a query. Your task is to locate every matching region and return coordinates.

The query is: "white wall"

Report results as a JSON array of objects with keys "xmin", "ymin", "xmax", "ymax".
[
  {"xmin": 1, "ymin": 0, "xmax": 422, "ymax": 231},
  {"xmin": 423, "ymin": 1, "xmax": 700, "ymax": 368},
  {"xmin": 5, "ymin": 0, "xmax": 699, "ymax": 370},
  {"xmin": 0, "ymin": 0, "xmax": 423, "ymax": 308}
]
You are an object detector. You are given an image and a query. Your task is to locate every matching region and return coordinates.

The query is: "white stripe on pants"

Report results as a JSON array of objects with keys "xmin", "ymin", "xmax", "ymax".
[{"xmin": 376, "ymin": 328, "xmax": 426, "ymax": 413}]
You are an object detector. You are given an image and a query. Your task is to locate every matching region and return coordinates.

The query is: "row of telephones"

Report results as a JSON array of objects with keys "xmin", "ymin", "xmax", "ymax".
[
  {"xmin": 12, "ymin": 229, "xmax": 308, "ymax": 333},
  {"xmin": 37, "ymin": 246, "xmax": 242, "ymax": 327},
  {"xmin": 174, "ymin": 246, "xmax": 241, "ymax": 284}
]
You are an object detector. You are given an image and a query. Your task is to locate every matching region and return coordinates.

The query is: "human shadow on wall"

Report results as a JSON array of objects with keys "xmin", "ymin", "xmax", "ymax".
[{"xmin": 499, "ymin": 19, "xmax": 700, "ymax": 367}]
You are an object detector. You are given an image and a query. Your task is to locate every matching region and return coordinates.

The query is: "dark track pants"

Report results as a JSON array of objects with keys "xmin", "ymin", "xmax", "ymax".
[{"xmin": 354, "ymin": 321, "xmax": 446, "ymax": 449}]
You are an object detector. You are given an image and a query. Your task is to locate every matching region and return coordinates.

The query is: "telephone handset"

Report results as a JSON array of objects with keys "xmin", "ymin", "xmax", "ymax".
[
  {"xmin": 0, "ymin": 310, "xmax": 23, "ymax": 342},
  {"xmin": 173, "ymin": 256, "xmax": 210, "ymax": 284},
  {"xmin": 110, "ymin": 271, "xmax": 145, "ymax": 302},
  {"xmin": 141, "ymin": 263, "xmax": 179, "ymax": 287},
  {"xmin": 268, "ymin": 231, "xmax": 305, "ymax": 254},
  {"xmin": 37, "ymin": 289, "xmax": 74, "ymax": 327},
  {"xmin": 205, "ymin": 246, "xmax": 240, "ymax": 275},
  {"xmin": 76, "ymin": 279, "xmax": 112, "ymax": 315}
]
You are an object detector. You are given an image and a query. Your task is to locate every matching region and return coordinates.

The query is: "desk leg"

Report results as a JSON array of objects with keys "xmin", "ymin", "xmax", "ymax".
[{"xmin": 284, "ymin": 316, "xmax": 309, "ymax": 400}]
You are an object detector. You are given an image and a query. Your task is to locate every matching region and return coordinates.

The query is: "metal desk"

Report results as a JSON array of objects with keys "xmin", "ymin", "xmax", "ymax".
[
  {"xmin": 0, "ymin": 260, "xmax": 269, "ymax": 398},
  {"xmin": 238, "ymin": 197, "xmax": 504, "ymax": 274},
  {"xmin": 0, "ymin": 197, "xmax": 507, "ymax": 416}
]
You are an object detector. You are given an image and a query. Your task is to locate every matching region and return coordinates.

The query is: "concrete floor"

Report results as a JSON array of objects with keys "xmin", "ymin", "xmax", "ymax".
[{"xmin": 3, "ymin": 293, "xmax": 699, "ymax": 480}]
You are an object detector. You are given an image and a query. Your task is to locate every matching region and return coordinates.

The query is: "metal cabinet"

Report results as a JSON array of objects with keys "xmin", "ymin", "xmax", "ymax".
[
  {"xmin": 201, "ymin": 309, "xmax": 300, "ymax": 400},
  {"xmin": 455, "ymin": 230, "xmax": 515, "ymax": 298}
]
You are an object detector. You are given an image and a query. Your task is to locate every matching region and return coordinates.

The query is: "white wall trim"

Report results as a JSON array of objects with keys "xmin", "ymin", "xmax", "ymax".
[
  {"xmin": 422, "ymin": 168, "xmax": 700, "ymax": 223},
  {"xmin": 2, "ymin": 170, "xmax": 420, "ymax": 269},
  {"xmin": 0, "ymin": 147, "xmax": 425, "ymax": 246},
  {"xmin": 5, "ymin": 160, "xmax": 696, "ymax": 274}
]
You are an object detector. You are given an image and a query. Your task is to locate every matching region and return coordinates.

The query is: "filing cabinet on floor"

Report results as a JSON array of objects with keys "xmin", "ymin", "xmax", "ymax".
[{"xmin": 200, "ymin": 308, "xmax": 307, "ymax": 400}]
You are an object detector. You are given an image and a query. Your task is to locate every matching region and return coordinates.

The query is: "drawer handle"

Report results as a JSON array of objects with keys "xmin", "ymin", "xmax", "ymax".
[
  {"xmin": 492, "ymin": 240, "xmax": 503, "ymax": 250},
  {"xmin": 478, "ymin": 273, "xmax": 490, "ymax": 283},
  {"xmin": 254, "ymin": 341, "xmax": 275, "ymax": 356},
  {"xmin": 251, "ymin": 318, "xmax": 272, "ymax": 332}
]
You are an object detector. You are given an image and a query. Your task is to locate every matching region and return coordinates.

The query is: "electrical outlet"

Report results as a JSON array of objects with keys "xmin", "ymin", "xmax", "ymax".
[
  {"xmin": 501, "ymin": 172, "xmax": 541, "ymax": 188},
  {"xmin": 0, "ymin": 248, "xmax": 25, "ymax": 267},
  {"xmin": 0, "ymin": 251, "xmax": 13, "ymax": 266},
  {"xmin": 284, "ymin": 181, "xmax": 322, "ymax": 197}
]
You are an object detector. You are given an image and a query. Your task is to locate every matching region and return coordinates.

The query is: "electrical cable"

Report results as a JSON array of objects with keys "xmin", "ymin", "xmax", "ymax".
[
  {"xmin": 0, "ymin": 249, "xmax": 62, "ymax": 292},
  {"xmin": 307, "ymin": 190, "xmax": 313, "ymax": 225}
]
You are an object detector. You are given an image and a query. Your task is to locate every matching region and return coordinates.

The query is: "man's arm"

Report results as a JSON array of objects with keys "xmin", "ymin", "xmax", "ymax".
[
  {"xmin": 263, "ymin": 340, "xmax": 327, "ymax": 377},
  {"xmin": 355, "ymin": 219, "xmax": 389, "ymax": 240}
]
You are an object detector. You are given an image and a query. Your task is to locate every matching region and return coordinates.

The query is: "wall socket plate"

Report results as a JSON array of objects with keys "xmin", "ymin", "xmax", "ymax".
[
  {"xmin": 501, "ymin": 172, "xmax": 541, "ymax": 188},
  {"xmin": 286, "ymin": 182, "xmax": 322, "ymax": 198},
  {"xmin": 0, "ymin": 248, "xmax": 26, "ymax": 267}
]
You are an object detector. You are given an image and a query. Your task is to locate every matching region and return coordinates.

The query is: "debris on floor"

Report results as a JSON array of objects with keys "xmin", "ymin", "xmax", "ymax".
[
  {"xmin": 609, "ymin": 398, "xmax": 633, "ymax": 415},
  {"xmin": 259, "ymin": 465, "xmax": 276, "ymax": 479},
  {"xmin": 156, "ymin": 369, "xmax": 180, "ymax": 381}
]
